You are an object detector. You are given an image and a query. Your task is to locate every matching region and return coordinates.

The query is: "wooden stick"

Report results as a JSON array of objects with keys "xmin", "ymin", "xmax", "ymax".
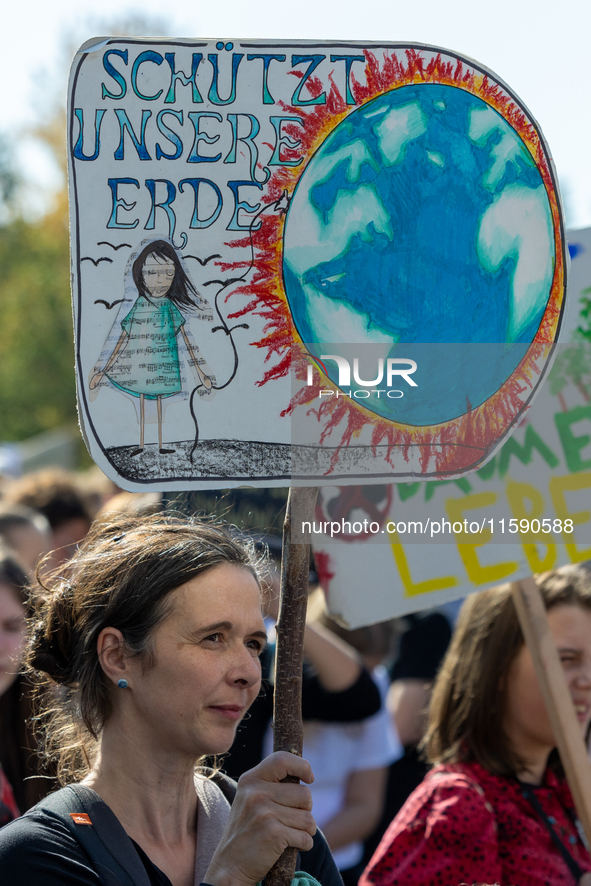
[
  {"xmin": 512, "ymin": 576, "xmax": 591, "ymax": 846},
  {"xmin": 266, "ymin": 486, "xmax": 319, "ymax": 886}
]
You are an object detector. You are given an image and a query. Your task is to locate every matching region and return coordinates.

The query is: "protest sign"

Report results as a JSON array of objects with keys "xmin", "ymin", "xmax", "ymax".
[{"xmin": 69, "ymin": 39, "xmax": 565, "ymax": 490}]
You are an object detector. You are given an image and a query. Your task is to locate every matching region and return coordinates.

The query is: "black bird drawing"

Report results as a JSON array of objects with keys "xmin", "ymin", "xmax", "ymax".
[
  {"xmin": 82, "ymin": 256, "xmax": 113, "ymax": 266},
  {"xmin": 97, "ymin": 241, "xmax": 132, "ymax": 250},
  {"xmin": 203, "ymin": 277, "xmax": 242, "ymax": 288},
  {"xmin": 94, "ymin": 299, "xmax": 129, "ymax": 309},
  {"xmin": 183, "ymin": 254, "xmax": 221, "ymax": 266}
]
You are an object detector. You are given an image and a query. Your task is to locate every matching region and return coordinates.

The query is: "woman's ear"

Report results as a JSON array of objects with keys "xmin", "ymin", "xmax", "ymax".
[{"xmin": 97, "ymin": 627, "xmax": 129, "ymax": 687}]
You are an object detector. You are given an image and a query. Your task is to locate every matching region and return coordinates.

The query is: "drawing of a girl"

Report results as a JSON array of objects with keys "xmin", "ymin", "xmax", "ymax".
[{"xmin": 90, "ymin": 239, "xmax": 215, "ymax": 456}]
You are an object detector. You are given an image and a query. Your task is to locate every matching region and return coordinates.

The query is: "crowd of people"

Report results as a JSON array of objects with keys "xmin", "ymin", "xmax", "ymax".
[{"xmin": 0, "ymin": 467, "xmax": 589, "ymax": 885}]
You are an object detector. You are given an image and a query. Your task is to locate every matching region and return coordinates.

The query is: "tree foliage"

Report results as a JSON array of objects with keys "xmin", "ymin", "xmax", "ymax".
[{"xmin": 0, "ymin": 208, "xmax": 75, "ymax": 440}]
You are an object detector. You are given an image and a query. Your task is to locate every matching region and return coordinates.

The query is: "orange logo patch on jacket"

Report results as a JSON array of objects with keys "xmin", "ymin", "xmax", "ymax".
[{"xmin": 69, "ymin": 812, "xmax": 92, "ymax": 825}]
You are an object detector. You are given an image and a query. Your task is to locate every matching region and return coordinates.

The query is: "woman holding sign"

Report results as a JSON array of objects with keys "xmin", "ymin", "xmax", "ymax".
[
  {"xmin": 361, "ymin": 568, "xmax": 591, "ymax": 886},
  {"xmin": 0, "ymin": 514, "xmax": 340, "ymax": 886}
]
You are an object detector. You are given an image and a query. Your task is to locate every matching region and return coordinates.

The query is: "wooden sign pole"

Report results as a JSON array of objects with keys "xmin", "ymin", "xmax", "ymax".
[
  {"xmin": 266, "ymin": 486, "xmax": 319, "ymax": 886},
  {"xmin": 512, "ymin": 576, "xmax": 591, "ymax": 845}
]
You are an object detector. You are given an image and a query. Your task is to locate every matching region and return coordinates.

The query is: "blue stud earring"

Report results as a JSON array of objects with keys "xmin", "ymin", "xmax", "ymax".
[{"xmin": 117, "ymin": 679, "xmax": 129, "ymax": 689}]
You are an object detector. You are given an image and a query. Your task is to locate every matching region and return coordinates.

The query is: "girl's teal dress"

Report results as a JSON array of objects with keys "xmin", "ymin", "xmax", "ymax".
[{"xmin": 106, "ymin": 295, "xmax": 186, "ymax": 399}]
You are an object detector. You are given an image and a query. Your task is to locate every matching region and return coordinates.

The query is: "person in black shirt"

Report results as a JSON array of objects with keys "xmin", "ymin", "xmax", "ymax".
[
  {"xmin": 223, "ymin": 572, "xmax": 381, "ymax": 780},
  {"xmin": 0, "ymin": 514, "xmax": 342, "ymax": 886}
]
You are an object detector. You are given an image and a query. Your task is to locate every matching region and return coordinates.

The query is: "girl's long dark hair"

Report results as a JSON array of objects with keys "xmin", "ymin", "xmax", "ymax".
[{"xmin": 132, "ymin": 240, "xmax": 200, "ymax": 312}]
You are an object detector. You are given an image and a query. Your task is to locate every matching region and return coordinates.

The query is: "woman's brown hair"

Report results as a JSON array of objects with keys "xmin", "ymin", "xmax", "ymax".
[
  {"xmin": 26, "ymin": 513, "xmax": 266, "ymax": 785},
  {"xmin": 423, "ymin": 565, "xmax": 591, "ymax": 777}
]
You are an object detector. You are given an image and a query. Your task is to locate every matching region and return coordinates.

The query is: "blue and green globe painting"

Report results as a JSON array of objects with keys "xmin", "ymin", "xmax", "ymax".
[{"xmin": 283, "ymin": 83, "xmax": 556, "ymax": 426}]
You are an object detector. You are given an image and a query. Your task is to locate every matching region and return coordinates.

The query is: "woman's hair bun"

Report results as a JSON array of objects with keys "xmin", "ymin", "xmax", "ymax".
[{"xmin": 28, "ymin": 584, "xmax": 79, "ymax": 685}]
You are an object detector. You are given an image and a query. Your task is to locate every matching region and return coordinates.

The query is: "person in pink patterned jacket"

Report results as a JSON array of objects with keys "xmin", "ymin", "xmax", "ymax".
[
  {"xmin": 361, "ymin": 568, "xmax": 591, "ymax": 886},
  {"xmin": 0, "ymin": 764, "xmax": 19, "ymax": 827}
]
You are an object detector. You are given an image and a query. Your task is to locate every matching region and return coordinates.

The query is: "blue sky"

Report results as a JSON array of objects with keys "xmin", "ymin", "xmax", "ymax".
[{"xmin": 2, "ymin": 0, "xmax": 591, "ymax": 227}]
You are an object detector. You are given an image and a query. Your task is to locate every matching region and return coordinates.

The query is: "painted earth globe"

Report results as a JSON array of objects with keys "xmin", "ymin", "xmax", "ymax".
[{"xmin": 283, "ymin": 83, "xmax": 555, "ymax": 426}]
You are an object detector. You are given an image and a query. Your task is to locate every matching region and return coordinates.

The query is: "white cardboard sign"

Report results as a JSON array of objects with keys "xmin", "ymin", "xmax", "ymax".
[{"xmin": 69, "ymin": 38, "xmax": 566, "ymax": 490}]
